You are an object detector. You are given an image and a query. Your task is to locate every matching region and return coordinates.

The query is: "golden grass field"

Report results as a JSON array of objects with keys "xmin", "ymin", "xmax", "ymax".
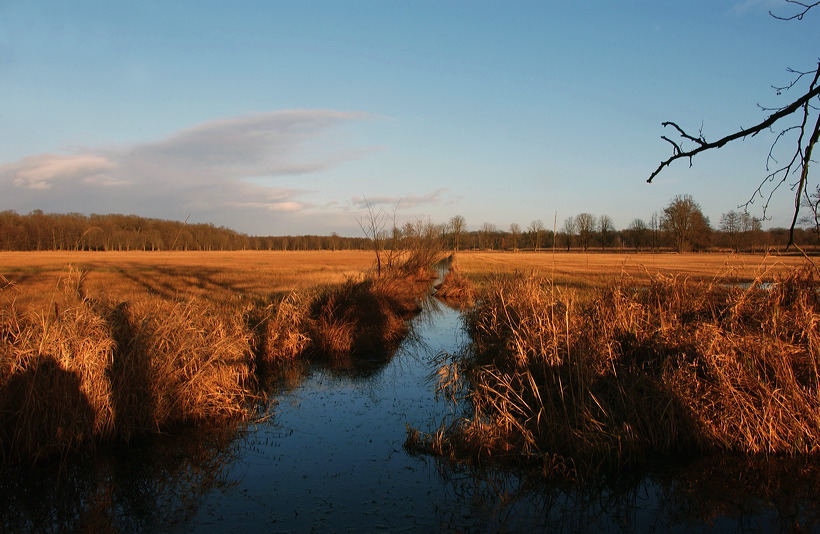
[
  {"xmin": 453, "ymin": 250, "xmax": 812, "ymax": 288},
  {"xmin": 2, "ymin": 248, "xmax": 818, "ymax": 464},
  {"xmin": 0, "ymin": 251, "xmax": 374, "ymax": 308},
  {"xmin": 0, "ymin": 250, "xmax": 811, "ymax": 308}
]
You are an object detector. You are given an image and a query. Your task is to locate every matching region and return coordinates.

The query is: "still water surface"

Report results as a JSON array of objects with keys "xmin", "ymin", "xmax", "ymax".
[{"xmin": 2, "ymin": 298, "xmax": 820, "ymax": 532}]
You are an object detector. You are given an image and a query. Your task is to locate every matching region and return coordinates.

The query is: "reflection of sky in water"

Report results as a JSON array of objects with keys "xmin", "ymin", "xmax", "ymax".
[
  {"xmin": 3, "ymin": 296, "xmax": 819, "ymax": 532},
  {"xmin": 183, "ymin": 302, "xmax": 478, "ymax": 532},
  {"xmin": 176, "ymin": 296, "xmax": 820, "ymax": 533}
]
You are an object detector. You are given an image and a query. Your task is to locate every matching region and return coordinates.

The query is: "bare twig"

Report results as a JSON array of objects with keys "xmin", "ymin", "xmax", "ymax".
[{"xmin": 770, "ymin": 0, "xmax": 820, "ymax": 21}]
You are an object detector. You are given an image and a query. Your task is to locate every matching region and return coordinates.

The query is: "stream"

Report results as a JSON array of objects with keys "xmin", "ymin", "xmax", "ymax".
[{"xmin": 2, "ymin": 294, "xmax": 820, "ymax": 532}]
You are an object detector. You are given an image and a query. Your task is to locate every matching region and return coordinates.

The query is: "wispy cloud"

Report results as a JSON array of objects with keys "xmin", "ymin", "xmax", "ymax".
[
  {"xmin": 0, "ymin": 110, "xmax": 373, "ymax": 229},
  {"xmin": 729, "ymin": 0, "xmax": 782, "ymax": 15},
  {"xmin": 7, "ymin": 153, "xmax": 119, "ymax": 190},
  {"xmin": 351, "ymin": 188, "xmax": 451, "ymax": 209}
]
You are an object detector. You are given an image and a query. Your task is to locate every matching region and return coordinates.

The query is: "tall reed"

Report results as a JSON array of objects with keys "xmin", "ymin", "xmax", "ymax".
[
  {"xmin": 0, "ymin": 273, "xmax": 255, "ymax": 461},
  {"xmin": 408, "ymin": 265, "xmax": 820, "ymax": 476}
]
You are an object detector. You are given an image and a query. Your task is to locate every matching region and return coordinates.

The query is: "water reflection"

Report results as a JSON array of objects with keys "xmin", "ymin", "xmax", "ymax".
[
  {"xmin": 419, "ymin": 453, "xmax": 820, "ymax": 532},
  {"xmin": 4, "ymin": 292, "xmax": 820, "ymax": 532},
  {"xmin": 0, "ymin": 422, "xmax": 248, "ymax": 532}
]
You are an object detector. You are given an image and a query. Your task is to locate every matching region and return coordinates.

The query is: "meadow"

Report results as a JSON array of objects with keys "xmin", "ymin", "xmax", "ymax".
[
  {"xmin": 0, "ymin": 249, "xmax": 815, "ymax": 465},
  {"xmin": 1, "ymin": 249, "xmax": 808, "ymax": 306}
]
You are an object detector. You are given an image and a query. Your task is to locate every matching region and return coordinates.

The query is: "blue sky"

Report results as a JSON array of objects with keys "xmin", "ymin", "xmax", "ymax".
[{"xmin": 1, "ymin": 1, "xmax": 817, "ymax": 236}]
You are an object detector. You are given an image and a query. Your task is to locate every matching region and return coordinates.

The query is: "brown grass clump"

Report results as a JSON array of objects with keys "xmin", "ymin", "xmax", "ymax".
[
  {"xmin": 0, "ymin": 274, "xmax": 255, "ymax": 462},
  {"xmin": 434, "ymin": 268, "xmax": 476, "ymax": 307},
  {"xmin": 306, "ymin": 275, "xmax": 426, "ymax": 363},
  {"xmin": 252, "ymin": 291, "xmax": 312, "ymax": 369},
  {"xmin": 104, "ymin": 296, "xmax": 254, "ymax": 437},
  {"xmin": 407, "ymin": 265, "xmax": 820, "ymax": 477}
]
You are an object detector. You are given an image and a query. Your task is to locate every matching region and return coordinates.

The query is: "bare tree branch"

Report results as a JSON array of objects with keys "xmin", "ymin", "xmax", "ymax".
[
  {"xmin": 647, "ymin": 77, "xmax": 820, "ymax": 184},
  {"xmin": 788, "ymin": 109, "xmax": 820, "ymax": 244},
  {"xmin": 770, "ymin": 0, "xmax": 820, "ymax": 21},
  {"xmin": 648, "ymin": 53, "xmax": 820, "ymax": 248}
]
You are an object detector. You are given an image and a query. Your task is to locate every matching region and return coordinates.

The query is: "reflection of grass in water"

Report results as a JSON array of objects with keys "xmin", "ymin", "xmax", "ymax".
[
  {"xmin": 409, "ymin": 264, "xmax": 820, "ymax": 478},
  {"xmin": 0, "ymin": 255, "xmax": 436, "ymax": 461},
  {"xmin": 420, "ymin": 449, "xmax": 820, "ymax": 532},
  {"xmin": 0, "ymin": 421, "xmax": 247, "ymax": 533}
]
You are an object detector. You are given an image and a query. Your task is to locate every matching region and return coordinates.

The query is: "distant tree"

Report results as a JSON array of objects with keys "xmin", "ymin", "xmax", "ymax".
[
  {"xmin": 575, "ymin": 213, "xmax": 596, "ymax": 252},
  {"xmin": 509, "ymin": 222, "xmax": 521, "ymax": 251},
  {"xmin": 661, "ymin": 194, "xmax": 711, "ymax": 252},
  {"xmin": 598, "ymin": 214, "xmax": 614, "ymax": 249},
  {"xmin": 740, "ymin": 212, "xmax": 763, "ymax": 252},
  {"xmin": 448, "ymin": 215, "xmax": 466, "ymax": 252},
  {"xmin": 720, "ymin": 210, "xmax": 742, "ymax": 251},
  {"xmin": 649, "ymin": 211, "xmax": 661, "ymax": 252},
  {"xmin": 647, "ymin": 3, "xmax": 819, "ymax": 247},
  {"xmin": 528, "ymin": 219, "xmax": 546, "ymax": 251},
  {"xmin": 479, "ymin": 222, "xmax": 497, "ymax": 250},
  {"xmin": 561, "ymin": 217, "xmax": 576, "ymax": 251},
  {"xmin": 626, "ymin": 218, "xmax": 648, "ymax": 251}
]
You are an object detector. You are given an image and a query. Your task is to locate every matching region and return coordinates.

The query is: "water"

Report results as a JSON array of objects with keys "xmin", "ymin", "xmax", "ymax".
[
  {"xmin": 3, "ymin": 296, "xmax": 820, "ymax": 532},
  {"xmin": 182, "ymin": 299, "xmax": 471, "ymax": 532}
]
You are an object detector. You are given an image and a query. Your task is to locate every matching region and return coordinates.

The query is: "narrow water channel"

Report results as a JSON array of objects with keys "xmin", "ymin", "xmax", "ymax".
[
  {"xmin": 2, "ymin": 294, "xmax": 820, "ymax": 532},
  {"xmin": 182, "ymin": 298, "xmax": 472, "ymax": 532}
]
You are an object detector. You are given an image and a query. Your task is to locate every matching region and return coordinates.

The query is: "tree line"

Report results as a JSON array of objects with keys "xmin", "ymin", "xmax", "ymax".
[
  {"xmin": 445, "ymin": 195, "xmax": 815, "ymax": 253},
  {"xmin": 0, "ymin": 210, "xmax": 369, "ymax": 252},
  {"xmin": 0, "ymin": 194, "xmax": 816, "ymax": 253}
]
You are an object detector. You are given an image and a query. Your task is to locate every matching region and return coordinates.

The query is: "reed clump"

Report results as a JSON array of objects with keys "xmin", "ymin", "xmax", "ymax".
[
  {"xmin": 0, "ymin": 274, "xmax": 255, "ymax": 462},
  {"xmin": 407, "ymin": 265, "xmax": 820, "ymax": 476},
  {"xmin": 251, "ymin": 291, "xmax": 312, "ymax": 372},
  {"xmin": 306, "ymin": 273, "xmax": 429, "ymax": 362},
  {"xmin": 434, "ymin": 267, "xmax": 476, "ymax": 307}
]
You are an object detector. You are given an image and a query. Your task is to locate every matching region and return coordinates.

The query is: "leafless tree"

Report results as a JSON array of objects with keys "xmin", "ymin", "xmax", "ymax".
[
  {"xmin": 528, "ymin": 219, "xmax": 546, "ymax": 251},
  {"xmin": 448, "ymin": 215, "xmax": 466, "ymax": 252},
  {"xmin": 648, "ymin": 1, "xmax": 819, "ymax": 247},
  {"xmin": 598, "ymin": 214, "xmax": 614, "ymax": 249},
  {"xmin": 357, "ymin": 197, "xmax": 400, "ymax": 277},
  {"xmin": 509, "ymin": 222, "xmax": 521, "ymax": 251},
  {"xmin": 575, "ymin": 213, "xmax": 596, "ymax": 252},
  {"xmin": 479, "ymin": 222, "xmax": 497, "ymax": 250},
  {"xmin": 661, "ymin": 195, "xmax": 712, "ymax": 252},
  {"xmin": 626, "ymin": 218, "xmax": 648, "ymax": 251},
  {"xmin": 561, "ymin": 216, "xmax": 576, "ymax": 251}
]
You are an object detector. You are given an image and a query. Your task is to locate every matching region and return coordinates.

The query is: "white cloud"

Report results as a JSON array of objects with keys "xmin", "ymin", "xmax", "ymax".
[
  {"xmin": 0, "ymin": 110, "xmax": 373, "ymax": 231},
  {"xmin": 351, "ymin": 188, "xmax": 451, "ymax": 209},
  {"xmin": 3, "ymin": 153, "xmax": 118, "ymax": 190}
]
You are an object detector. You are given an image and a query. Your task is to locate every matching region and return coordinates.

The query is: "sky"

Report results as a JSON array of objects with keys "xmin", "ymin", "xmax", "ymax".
[{"xmin": 1, "ymin": 1, "xmax": 818, "ymax": 237}]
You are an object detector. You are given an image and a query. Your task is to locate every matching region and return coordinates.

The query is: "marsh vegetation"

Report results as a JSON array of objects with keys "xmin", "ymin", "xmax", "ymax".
[{"xmin": 1, "ymin": 249, "xmax": 818, "ymax": 530}]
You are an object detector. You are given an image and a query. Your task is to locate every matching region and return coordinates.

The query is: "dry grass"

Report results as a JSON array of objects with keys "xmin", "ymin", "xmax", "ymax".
[
  {"xmin": 452, "ymin": 251, "xmax": 809, "ymax": 290},
  {"xmin": 305, "ymin": 273, "xmax": 433, "ymax": 365},
  {"xmin": 408, "ymin": 262, "xmax": 820, "ymax": 477},
  {"xmin": 0, "ymin": 272, "xmax": 255, "ymax": 462},
  {"xmin": 0, "ymin": 250, "xmax": 374, "ymax": 309},
  {"xmin": 434, "ymin": 267, "xmax": 476, "ymax": 307},
  {"xmin": 0, "ymin": 251, "xmax": 436, "ymax": 461},
  {"xmin": 5, "ymin": 249, "xmax": 811, "ymax": 466}
]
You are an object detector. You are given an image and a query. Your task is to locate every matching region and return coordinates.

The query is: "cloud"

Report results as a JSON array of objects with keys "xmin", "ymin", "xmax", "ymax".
[
  {"xmin": 0, "ymin": 110, "xmax": 373, "ymax": 230},
  {"xmin": 729, "ymin": 0, "xmax": 782, "ymax": 15},
  {"xmin": 351, "ymin": 188, "xmax": 450, "ymax": 209},
  {"xmin": 4, "ymin": 153, "xmax": 118, "ymax": 190}
]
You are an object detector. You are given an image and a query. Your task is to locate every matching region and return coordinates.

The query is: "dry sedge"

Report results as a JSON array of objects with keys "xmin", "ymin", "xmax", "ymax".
[
  {"xmin": 0, "ymin": 251, "xmax": 437, "ymax": 461},
  {"xmin": 306, "ymin": 273, "xmax": 430, "ymax": 363},
  {"xmin": 407, "ymin": 263, "xmax": 820, "ymax": 477},
  {"xmin": 0, "ymin": 272, "xmax": 255, "ymax": 461}
]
